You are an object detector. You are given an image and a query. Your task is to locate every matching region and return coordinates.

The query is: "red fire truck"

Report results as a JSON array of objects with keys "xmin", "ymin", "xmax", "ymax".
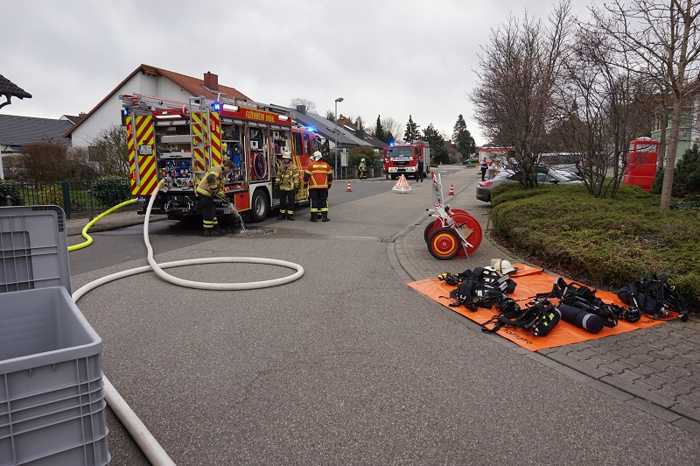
[
  {"xmin": 120, "ymin": 94, "xmax": 319, "ymax": 221},
  {"xmin": 384, "ymin": 141, "xmax": 430, "ymax": 179}
]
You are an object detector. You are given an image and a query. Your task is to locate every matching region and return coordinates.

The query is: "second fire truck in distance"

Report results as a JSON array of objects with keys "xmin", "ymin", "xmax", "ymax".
[
  {"xmin": 383, "ymin": 141, "xmax": 430, "ymax": 180},
  {"xmin": 121, "ymin": 94, "xmax": 323, "ymax": 222}
]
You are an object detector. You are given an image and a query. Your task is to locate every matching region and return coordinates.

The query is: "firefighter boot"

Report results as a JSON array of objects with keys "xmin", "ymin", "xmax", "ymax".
[
  {"xmin": 310, "ymin": 212, "xmax": 318, "ymax": 222},
  {"xmin": 278, "ymin": 211, "xmax": 286, "ymax": 220},
  {"xmin": 286, "ymin": 212, "xmax": 295, "ymax": 221},
  {"xmin": 322, "ymin": 212, "xmax": 330, "ymax": 222}
]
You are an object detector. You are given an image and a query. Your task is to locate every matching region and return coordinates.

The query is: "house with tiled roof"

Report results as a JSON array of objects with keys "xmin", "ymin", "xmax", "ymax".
[
  {"xmin": 0, "ymin": 114, "xmax": 73, "ymax": 179},
  {"xmin": 67, "ymin": 64, "xmax": 252, "ymax": 147}
]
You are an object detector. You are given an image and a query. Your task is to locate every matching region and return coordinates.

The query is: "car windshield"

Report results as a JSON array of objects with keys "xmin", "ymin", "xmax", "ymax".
[{"xmin": 389, "ymin": 147, "xmax": 413, "ymax": 158}]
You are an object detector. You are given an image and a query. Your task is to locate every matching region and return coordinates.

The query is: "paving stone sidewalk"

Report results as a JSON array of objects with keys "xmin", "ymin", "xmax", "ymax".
[{"xmin": 392, "ymin": 169, "xmax": 700, "ymax": 431}]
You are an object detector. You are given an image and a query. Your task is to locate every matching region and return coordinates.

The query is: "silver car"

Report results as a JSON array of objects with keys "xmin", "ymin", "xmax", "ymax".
[{"xmin": 476, "ymin": 167, "xmax": 581, "ymax": 202}]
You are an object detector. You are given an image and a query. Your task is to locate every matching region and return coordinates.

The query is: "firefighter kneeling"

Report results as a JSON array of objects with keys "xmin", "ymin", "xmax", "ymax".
[
  {"xmin": 305, "ymin": 151, "xmax": 333, "ymax": 222},
  {"xmin": 276, "ymin": 150, "xmax": 299, "ymax": 220},
  {"xmin": 196, "ymin": 159, "xmax": 234, "ymax": 236}
]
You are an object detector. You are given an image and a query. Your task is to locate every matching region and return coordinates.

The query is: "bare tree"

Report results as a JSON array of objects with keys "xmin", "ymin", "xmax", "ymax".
[
  {"xmin": 559, "ymin": 25, "xmax": 654, "ymax": 197},
  {"xmin": 290, "ymin": 98, "xmax": 316, "ymax": 113},
  {"xmin": 472, "ymin": 1, "xmax": 572, "ymax": 187},
  {"xmin": 380, "ymin": 117, "xmax": 403, "ymax": 140},
  {"xmin": 88, "ymin": 126, "xmax": 128, "ymax": 177},
  {"xmin": 593, "ymin": 0, "xmax": 700, "ymax": 208}
]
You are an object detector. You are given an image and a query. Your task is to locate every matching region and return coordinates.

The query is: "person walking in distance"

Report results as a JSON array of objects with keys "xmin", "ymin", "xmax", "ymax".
[
  {"xmin": 304, "ymin": 151, "xmax": 333, "ymax": 222},
  {"xmin": 417, "ymin": 157, "xmax": 425, "ymax": 183},
  {"xmin": 276, "ymin": 150, "xmax": 299, "ymax": 220},
  {"xmin": 480, "ymin": 159, "xmax": 488, "ymax": 181}
]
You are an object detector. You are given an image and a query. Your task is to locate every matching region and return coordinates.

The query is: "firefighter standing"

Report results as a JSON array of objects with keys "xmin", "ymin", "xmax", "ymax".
[
  {"xmin": 305, "ymin": 151, "xmax": 333, "ymax": 222},
  {"xmin": 196, "ymin": 159, "xmax": 233, "ymax": 235},
  {"xmin": 276, "ymin": 150, "xmax": 299, "ymax": 220},
  {"xmin": 358, "ymin": 158, "xmax": 368, "ymax": 179}
]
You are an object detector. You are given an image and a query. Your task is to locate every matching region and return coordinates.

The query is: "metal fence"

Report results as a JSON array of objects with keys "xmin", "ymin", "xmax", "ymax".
[{"xmin": 0, "ymin": 179, "xmax": 131, "ymax": 219}]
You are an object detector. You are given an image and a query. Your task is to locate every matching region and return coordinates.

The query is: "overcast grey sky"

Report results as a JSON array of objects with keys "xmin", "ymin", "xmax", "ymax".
[{"xmin": 2, "ymin": 0, "xmax": 597, "ymax": 144}]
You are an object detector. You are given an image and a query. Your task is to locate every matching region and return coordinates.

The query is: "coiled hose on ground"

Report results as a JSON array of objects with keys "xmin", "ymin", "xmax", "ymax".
[{"xmin": 71, "ymin": 180, "xmax": 305, "ymax": 465}]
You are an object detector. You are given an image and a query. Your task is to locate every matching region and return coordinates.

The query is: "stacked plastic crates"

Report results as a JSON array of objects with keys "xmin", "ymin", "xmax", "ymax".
[{"xmin": 0, "ymin": 206, "xmax": 110, "ymax": 465}]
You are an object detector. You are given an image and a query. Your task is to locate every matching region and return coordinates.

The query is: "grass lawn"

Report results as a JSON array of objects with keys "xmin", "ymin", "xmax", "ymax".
[{"xmin": 490, "ymin": 184, "xmax": 700, "ymax": 308}]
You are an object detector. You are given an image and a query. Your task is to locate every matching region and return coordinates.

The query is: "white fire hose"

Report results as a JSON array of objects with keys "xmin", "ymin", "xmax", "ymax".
[{"xmin": 72, "ymin": 180, "xmax": 304, "ymax": 465}]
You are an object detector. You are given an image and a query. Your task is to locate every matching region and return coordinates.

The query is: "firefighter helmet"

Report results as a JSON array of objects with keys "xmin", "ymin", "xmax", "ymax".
[
  {"xmin": 282, "ymin": 150, "xmax": 292, "ymax": 160},
  {"xmin": 312, "ymin": 151, "xmax": 323, "ymax": 161}
]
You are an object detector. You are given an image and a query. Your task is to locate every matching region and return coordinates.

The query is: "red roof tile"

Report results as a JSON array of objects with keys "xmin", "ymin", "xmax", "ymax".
[{"xmin": 66, "ymin": 64, "xmax": 252, "ymax": 136}]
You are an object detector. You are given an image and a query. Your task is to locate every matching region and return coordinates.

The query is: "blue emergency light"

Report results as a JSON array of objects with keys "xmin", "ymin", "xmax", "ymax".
[{"xmin": 211, "ymin": 102, "xmax": 222, "ymax": 112}]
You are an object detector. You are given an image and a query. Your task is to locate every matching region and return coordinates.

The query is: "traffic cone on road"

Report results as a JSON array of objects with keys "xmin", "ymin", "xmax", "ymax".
[
  {"xmin": 448, "ymin": 184, "xmax": 455, "ymax": 196},
  {"xmin": 346, "ymin": 180, "xmax": 353, "ymax": 192},
  {"xmin": 392, "ymin": 174, "xmax": 412, "ymax": 193}
]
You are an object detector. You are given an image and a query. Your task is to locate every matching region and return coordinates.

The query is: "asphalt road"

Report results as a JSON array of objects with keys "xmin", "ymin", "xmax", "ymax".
[
  {"xmin": 68, "ymin": 177, "xmax": 394, "ymax": 275},
  {"xmin": 71, "ymin": 167, "xmax": 699, "ymax": 465}
]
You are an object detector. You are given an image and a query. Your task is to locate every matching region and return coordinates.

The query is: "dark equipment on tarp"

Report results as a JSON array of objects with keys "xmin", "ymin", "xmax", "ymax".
[
  {"xmin": 618, "ymin": 274, "xmax": 689, "ymax": 322},
  {"xmin": 557, "ymin": 303, "xmax": 605, "ymax": 334},
  {"xmin": 538, "ymin": 277, "xmax": 640, "ymax": 327},
  {"xmin": 482, "ymin": 298, "xmax": 561, "ymax": 337},
  {"xmin": 438, "ymin": 267, "xmax": 516, "ymax": 311}
]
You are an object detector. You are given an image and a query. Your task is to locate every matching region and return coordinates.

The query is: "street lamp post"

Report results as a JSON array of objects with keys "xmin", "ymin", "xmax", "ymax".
[{"xmin": 334, "ymin": 97, "xmax": 343, "ymax": 178}]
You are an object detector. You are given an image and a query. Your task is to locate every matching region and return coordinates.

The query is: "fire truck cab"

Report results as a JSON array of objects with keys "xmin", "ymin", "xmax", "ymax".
[
  {"xmin": 384, "ymin": 141, "xmax": 430, "ymax": 179},
  {"xmin": 121, "ymin": 94, "xmax": 319, "ymax": 222}
]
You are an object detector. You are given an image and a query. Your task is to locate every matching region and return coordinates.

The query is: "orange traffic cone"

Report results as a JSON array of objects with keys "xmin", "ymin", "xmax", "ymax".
[
  {"xmin": 448, "ymin": 184, "xmax": 455, "ymax": 196},
  {"xmin": 392, "ymin": 174, "xmax": 412, "ymax": 193},
  {"xmin": 346, "ymin": 180, "xmax": 352, "ymax": 192}
]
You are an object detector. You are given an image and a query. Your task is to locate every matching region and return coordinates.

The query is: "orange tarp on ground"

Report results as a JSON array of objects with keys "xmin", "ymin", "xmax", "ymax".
[{"xmin": 408, "ymin": 264, "xmax": 666, "ymax": 352}]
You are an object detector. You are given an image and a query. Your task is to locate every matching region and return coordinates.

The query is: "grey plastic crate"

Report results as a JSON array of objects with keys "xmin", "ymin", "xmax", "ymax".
[{"xmin": 0, "ymin": 206, "xmax": 110, "ymax": 465}]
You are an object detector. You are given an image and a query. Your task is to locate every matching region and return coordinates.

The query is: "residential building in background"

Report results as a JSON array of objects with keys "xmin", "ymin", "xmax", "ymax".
[
  {"xmin": 66, "ymin": 64, "xmax": 252, "ymax": 147},
  {"xmin": 0, "ymin": 114, "xmax": 73, "ymax": 179}
]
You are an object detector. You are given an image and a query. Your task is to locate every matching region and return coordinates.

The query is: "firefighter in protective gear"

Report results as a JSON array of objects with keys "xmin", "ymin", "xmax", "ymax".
[
  {"xmin": 358, "ymin": 157, "xmax": 368, "ymax": 179},
  {"xmin": 304, "ymin": 151, "xmax": 333, "ymax": 222},
  {"xmin": 275, "ymin": 151, "xmax": 299, "ymax": 220},
  {"xmin": 196, "ymin": 160, "xmax": 233, "ymax": 235}
]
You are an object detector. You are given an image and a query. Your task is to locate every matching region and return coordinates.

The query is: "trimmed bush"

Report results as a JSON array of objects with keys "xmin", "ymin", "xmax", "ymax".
[
  {"xmin": 491, "ymin": 184, "xmax": 700, "ymax": 309},
  {"xmin": 93, "ymin": 177, "xmax": 131, "ymax": 206},
  {"xmin": 0, "ymin": 181, "xmax": 23, "ymax": 205}
]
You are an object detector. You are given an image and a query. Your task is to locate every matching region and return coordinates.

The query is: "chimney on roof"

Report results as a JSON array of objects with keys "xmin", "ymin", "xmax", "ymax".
[
  {"xmin": 204, "ymin": 71, "xmax": 218, "ymax": 90},
  {"xmin": 296, "ymin": 105, "xmax": 307, "ymax": 114}
]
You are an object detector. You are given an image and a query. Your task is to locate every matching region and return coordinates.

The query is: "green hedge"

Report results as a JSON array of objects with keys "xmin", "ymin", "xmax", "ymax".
[
  {"xmin": 92, "ymin": 177, "xmax": 131, "ymax": 206},
  {"xmin": 491, "ymin": 184, "xmax": 700, "ymax": 308}
]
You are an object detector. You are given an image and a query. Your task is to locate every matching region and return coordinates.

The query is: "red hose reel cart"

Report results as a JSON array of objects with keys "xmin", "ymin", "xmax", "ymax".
[{"xmin": 424, "ymin": 172, "xmax": 483, "ymax": 260}]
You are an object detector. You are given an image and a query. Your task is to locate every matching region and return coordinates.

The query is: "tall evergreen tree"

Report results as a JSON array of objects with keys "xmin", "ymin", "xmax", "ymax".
[
  {"xmin": 404, "ymin": 115, "xmax": 420, "ymax": 142},
  {"xmin": 423, "ymin": 124, "xmax": 449, "ymax": 164},
  {"xmin": 374, "ymin": 115, "xmax": 386, "ymax": 142},
  {"xmin": 452, "ymin": 114, "xmax": 475, "ymax": 158}
]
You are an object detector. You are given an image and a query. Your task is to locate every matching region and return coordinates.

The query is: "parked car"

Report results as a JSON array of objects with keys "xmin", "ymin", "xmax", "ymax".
[{"xmin": 476, "ymin": 167, "xmax": 581, "ymax": 202}]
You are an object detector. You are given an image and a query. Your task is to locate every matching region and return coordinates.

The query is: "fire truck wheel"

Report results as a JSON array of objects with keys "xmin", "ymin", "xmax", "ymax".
[
  {"xmin": 428, "ymin": 227, "xmax": 460, "ymax": 260},
  {"xmin": 251, "ymin": 189, "xmax": 270, "ymax": 222},
  {"xmin": 391, "ymin": 174, "xmax": 398, "ymax": 180}
]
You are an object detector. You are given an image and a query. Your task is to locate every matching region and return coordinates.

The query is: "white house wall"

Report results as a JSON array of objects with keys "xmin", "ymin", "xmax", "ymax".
[{"xmin": 70, "ymin": 71, "xmax": 194, "ymax": 148}]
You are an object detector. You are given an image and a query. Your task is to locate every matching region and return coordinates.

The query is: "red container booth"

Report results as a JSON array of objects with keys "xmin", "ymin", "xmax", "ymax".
[{"xmin": 624, "ymin": 137, "xmax": 659, "ymax": 192}]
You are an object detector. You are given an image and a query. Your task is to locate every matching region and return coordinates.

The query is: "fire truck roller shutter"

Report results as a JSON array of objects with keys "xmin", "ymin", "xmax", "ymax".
[{"xmin": 131, "ymin": 114, "xmax": 158, "ymax": 196}]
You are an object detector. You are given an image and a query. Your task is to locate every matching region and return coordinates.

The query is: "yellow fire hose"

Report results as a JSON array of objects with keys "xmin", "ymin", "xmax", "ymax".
[{"xmin": 67, "ymin": 198, "xmax": 137, "ymax": 252}]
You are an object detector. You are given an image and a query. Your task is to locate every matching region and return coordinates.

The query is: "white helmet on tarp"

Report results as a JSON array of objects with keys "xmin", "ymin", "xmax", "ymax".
[
  {"xmin": 312, "ymin": 151, "xmax": 323, "ymax": 161},
  {"xmin": 486, "ymin": 258, "xmax": 517, "ymax": 275}
]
